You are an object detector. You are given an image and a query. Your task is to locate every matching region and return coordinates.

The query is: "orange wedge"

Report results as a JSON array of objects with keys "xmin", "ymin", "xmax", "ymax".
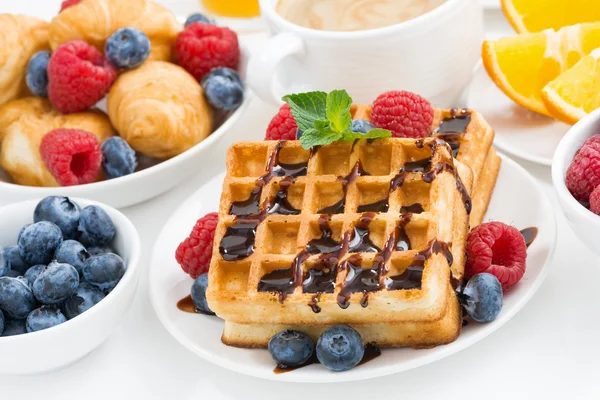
[
  {"xmin": 482, "ymin": 22, "xmax": 600, "ymax": 116},
  {"xmin": 502, "ymin": 0, "xmax": 600, "ymax": 33},
  {"xmin": 542, "ymin": 49, "xmax": 600, "ymax": 124}
]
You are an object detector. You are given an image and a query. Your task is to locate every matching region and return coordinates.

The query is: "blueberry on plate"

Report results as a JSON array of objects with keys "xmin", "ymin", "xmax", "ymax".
[
  {"xmin": 0, "ymin": 249, "xmax": 8, "ymax": 277},
  {"xmin": 2, "ymin": 318, "xmax": 26, "ymax": 336},
  {"xmin": 24, "ymin": 265, "xmax": 45, "ymax": 287},
  {"xmin": 268, "ymin": 330, "xmax": 314, "ymax": 368},
  {"xmin": 18, "ymin": 221, "xmax": 63, "ymax": 266},
  {"xmin": 184, "ymin": 13, "xmax": 215, "ymax": 27},
  {"xmin": 87, "ymin": 246, "xmax": 116, "ymax": 256},
  {"xmin": 0, "ymin": 276, "xmax": 37, "ymax": 319},
  {"xmin": 352, "ymin": 119, "xmax": 375, "ymax": 134},
  {"xmin": 32, "ymin": 262, "xmax": 79, "ymax": 305},
  {"xmin": 82, "ymin": 253, "xmax": 126, "ymax": 292},
  {"xmin": 190, "ymin": 273, "xmax": 214, "ymax": 315},
  {"xmin": 77, "ymin": 205, "xmax": 116, "ymax": 247},
  {"xmin": 62, "ymin": 282, "xmax": 105, "ymax": 320},
  {"xmin": 316, "ymin": 325, "xmax": 364, "ymax": 372},
  {"xmin": 34, "ymin": 196, "xmax": 80, "ymax": 240},
  {"xmin": 26, "ymin": 306, "xmax": 67, "ymax": 333},
  {"xmin": 0, "ymin": 309, "xmax": 4, "ymax": 336},
  {"xmin": 18, "ymin": 224, "xmax": 31, "ymax": 242},
  {"xmin": 4, "ymin": 245, "xmax": 29, "ymax": 275},
  {"xmin": 105, "ymin": 27, "xmax": 151, "ymax": 69},
  {"xmin": 25, "ymin": 50, "xmax": 51, "ymax": 97},
  {"xmin": 295, "ymin": 128, "xmax": 304, "ymax": 140},
  {"xmin": 55, "ymin": 240, "xmax": 90, "ymax": 277},
  {"xmin": 201, "ymin": 67, "xmax": 244, "ymax": 111},
  {"xmin": 461, "ymin": 273, "xmax": 503, "ymax": 323},
  {"xmin": 101, "ymin": 137, "xmax": 138, "ymax": 179},
  {"xmin": 6, "ymin": 270, "xmax": 21, "ymax": 278}
]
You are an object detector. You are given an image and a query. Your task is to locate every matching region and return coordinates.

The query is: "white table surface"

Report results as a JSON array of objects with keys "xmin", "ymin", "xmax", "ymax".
[{"xmin": 2, "ymin": 2, "xmax": 598, "ymax": 399}]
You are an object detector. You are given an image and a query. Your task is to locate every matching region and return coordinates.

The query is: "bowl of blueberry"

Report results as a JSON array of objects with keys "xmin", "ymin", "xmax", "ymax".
[{"xmin": 0, "ymin": 196, "xmax": 140, "ymax": 374}]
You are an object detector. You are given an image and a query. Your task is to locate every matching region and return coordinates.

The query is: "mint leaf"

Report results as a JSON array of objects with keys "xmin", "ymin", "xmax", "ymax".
[
  {"xmin": 341, "ymin": 128, "xmax": 392, "ymax": 141},
  {"xmin": 326, "ymin": 90, "xmax": 353, "ymax": 133},
  {"xmin": 282, "ymin": 92, "xmax": 327, "ymax": 132},
  {"xmin": 314, "ymin": 119, "xmax": 331, "ymax": 131},
  {"xmin": 300, "ymin": 128, "xmax": 343, "ymax": 150}
]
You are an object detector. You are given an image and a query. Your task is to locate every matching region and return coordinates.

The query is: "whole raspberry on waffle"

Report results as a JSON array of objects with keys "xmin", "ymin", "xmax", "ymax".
[
  {"xmin": 175, "ymin": 23, "xmax": 240, "ymax": 82},
  {"xmin": 590, "ymin": 185, "xmax": 600, "ymax": 215},
  {"xmin": 60, "ymin": 0, "xmax": 82, "ymax": 11},
  {"xmin": 566, "ymin": 135, "xmax": 600, "ymax": 203},
  {"xmin": 176, "ymin": 212, "xmax": 219, "ymax": 279},
  {"xmin": 465, "ymin": 222, "xmax": 527, "ymax": 291},
  {"xmin": 40, "ymin": 129, "xmax": 102, "ymax": 186},
  {"xmin": 47, "ymin": 40, "xmax": 117, "ymax": 114},
  {"xmin": 265, "ymin": 104, "xmax": 298, "ymax": 140},
  {"xmin": 370, "ymin": 90, "xmax": 434, "ymax": 138}
]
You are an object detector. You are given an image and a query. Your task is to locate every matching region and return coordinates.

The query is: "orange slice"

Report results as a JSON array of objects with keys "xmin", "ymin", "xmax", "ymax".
[
  {"xmin": 542, "ymin": 48, "xmax": 600, "ymax": 124},
  {"xmin": 502, "ymin": 0, "xmax": 600, "ymax": 33},
  {"xmin": 482, "ymin": 22, "xmax": 600, "ymax": 116}
]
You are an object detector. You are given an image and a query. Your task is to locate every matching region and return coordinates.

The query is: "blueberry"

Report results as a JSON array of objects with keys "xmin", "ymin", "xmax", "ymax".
[
  {"xmin": 295, "ymin": 128, "xmax": 304, "ymax": 140},
  {"xmin": 268, "ymin": 330, "xmax": 314, "ymax": 367},
  {"xmin": 2, "ymin": 318, "xmax": 26, "ymax": 336},
  {"xmin": 18, "ymin": 221, "xmax": 63, "ymax": 265},
  {"xmin": 0, "ymin": 309, "xmax": 4, "ymax": 336},
  {"xmin": 24, "ymin": 265, "xmax": 45, "ymax": 287},
  {"xmin": 4, "ymin": 245, "xmax": 29, "ymax": 275},
  {"xmin": 352, "ymin": 119, "xmax": 375, "ymax": 134},
  {"xmin": 105, "ymin": 27, "xmax": 151, "ymax": 69},
  {"xmin": 25, "ymin": 50, "xmax": 51, "ymax": 97},
  {"xmin": 34, "ymin": 196, "xmax": 81, "ymax": 239},
  {"xmin": 6, "ymin": 270, "xmax": 21, "ymax": 278},
  {"xmin": 101, "ymin": 137, "xmax": 138, "ymax": 179},
  {"xmin": 62, "ymin": 282, "xmax": 105, "ymax": 320},
  {"xmin": 201, "ymin": 68, "xmax": 244, "ymax": 111},
  {"xmin": 0, "ymin": 276, "xmax": 37, "ymax": 319},
  {"xmin": 26, "ymin": 306, "xmax": 67, "ymax": 333},
  {"xmin": 461, "ymin": 273, "xmax": 503, "ymax": 323},
  {"xmin": 77, "ymin": 205, "xmax": 116, "ymax": 247},
  {"xmin": 184, "ymin": 13, "xmax": 215, "ymax": 27},
  {"xmin": 55, "ymin": 240, "xmax": 89, "ymax": 277},
  {"xmin": 0, "ymin": 249, "xmax": 8, "ymax": 277},
  {"xmin": 316, "ymin": 325, "xmax": 364, "ymax": 372},
  {"xmin": 87, "ymin": 246, "xmax": 116, "ymax": 256},
  {"xmin": 190, "ymin": 273, "xmax": 214, "ymax": 315},
  {"xmin": 18, "ymin": 224, "xmax": 31, "ymax": 242},
  {"xmin": 32, "ymin": 262, "xmax": 79, "ymax": 305},
  {"xmin": 83, "ymin": 253, "xmax": 125, "ymax": 292}
]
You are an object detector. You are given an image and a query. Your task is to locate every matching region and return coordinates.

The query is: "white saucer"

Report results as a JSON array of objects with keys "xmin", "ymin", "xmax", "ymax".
[
  {"xmin": 148, "ymin": 154, "xmax": 556, "ymax": 383},
  {"xmin": 467, "ymin": 66, "xmax": 571, "ymax": 166}
]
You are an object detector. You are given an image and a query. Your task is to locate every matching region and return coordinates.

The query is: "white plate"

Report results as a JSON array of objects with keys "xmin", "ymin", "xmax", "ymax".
[
  {"xmin": 467, "ymin": 66, "xmax": 571, "ymax": 166},
  {"xmin": 148, "ymin": 154, "xmax": 556, "ymax": 383},
  {"xmin": 482, "ymin": 0, "xmax": 500, "ymax": 8}
]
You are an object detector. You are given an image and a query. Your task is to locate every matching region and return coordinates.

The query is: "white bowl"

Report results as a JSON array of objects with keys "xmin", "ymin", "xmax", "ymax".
[
  {"xmin": 0, "ymin": 197, "xmax": 141, "ymax": 374},
  {"xmin": 552, "ymin": 108, "xmax": 600, "ymax": 256}
]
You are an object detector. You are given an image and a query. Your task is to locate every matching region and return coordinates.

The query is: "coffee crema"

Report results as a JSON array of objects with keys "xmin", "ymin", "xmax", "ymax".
[{"xmin": 276, "ymin": 0, "xmax": 446, "ymax": 32}]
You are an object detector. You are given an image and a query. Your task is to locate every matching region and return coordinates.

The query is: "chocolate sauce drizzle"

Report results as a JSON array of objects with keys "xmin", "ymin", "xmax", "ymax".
[
  {"xmin": 396, "ymin": 213, "xmax": 412, "ymax": 251},
  {"xmin": 400, "ymin": 203, "xmax": 424, "ymax": 214},
  {"xmin": 267, "ymin": 177, "xmax": 301, "ymax": 215},
  {"xmin": 357, "ymin": 197, "xmax": 389, "ymax": 213},
  {"xmin": 318, "ymin": 160, "xmax": 369, "ymax": 214},
  {"xmin": 520, "ymin": 227, "xmax": 538, "ymax": 248},
  {"xmin": 433, "ymin": 108, "xmax": 472, "ymax": 159},
  {"xmin": 348, "ymin": 213, "xmax": 381, "ymax": 253}
]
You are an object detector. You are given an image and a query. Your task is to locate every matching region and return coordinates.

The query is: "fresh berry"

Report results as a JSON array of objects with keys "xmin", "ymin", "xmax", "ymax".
[
  {"xmin": 33, "ymin": 262, "xmax": 79, "ymax": 304},
  {"xmin": 40, "ymin": 129, "xmax": 103, "ymax": 186},
  {"xmin": 176, "ymin": 23, "xmax": 240, "ymax": 81},
  {"xmin": 268, "ymin": 330, "xmax": 314, "ymax": 368},
  {"xmin": 370, "ymin": 90, "xmax": 434, "ymax": 138},
  {"xmin": 77, "ymin": 205, "xmax": 116, "ymax": 247},
  {"xmin": 6, "ymin": 271, "xmax": 21, "ymax": 278},
  {"xmin": 190, "ymin": 273, "xmax": 214, "ymax": 315},
  {"xmin": 47, "ymin": 40, "xmax": 117, "ymax": 113},
  {"xmin": 465, "ymin": 222, "xmax": 527, "ymax": 291},
  {"xmin": 461, "ymin": 273, "xmax": 503, "ymax": 323},
  {"xmin": 566, "ymin": 135, "xmax": 600, "ymax": 203},
  {"xmin": 87, "ymin": 246, "xmax": 116, "ymax": 256},
  {"xmin": 175, "ymin": 212, "xmax": 218, "ymax": 279},
  {"xmin": 24, "ymin": 265, "xmax": 45, "ymax": 287},
  {"xmin": 0, "ymin": 277, "xmax": 37, "ymax": 319},
  {"xmin": 55, "ymin": 240, "xmax": 89, "ymax": 277},
  {"xmin": 26, "ymin": 306, "xmax": 67, "ymax": 332},
  {"xmin": 4, "ymin": 246, "xmax": 29, "ymax": 275},
  {"xmin": 18, "ymin": 224, "xmax": 31, "ymax": 243},
  {"xmin": 26, "ymin": 51, "xmax": 51, "ymax": 97},
  {"xmin": 295, "ymin": 128, "xmax": 303, "ymax": 140},
  {"xmin": 105, "ymin": 28, "xmax": 151, "ymax": 69},
  {"xmin": 265, "ymin": 104, "xmax": 298, "ymax": 141},
  {"xmin": 352, "ymin": 119, "xmax": 375, "ymax": 134},
  {"xmin": 184, "ymin": 13, "xmax": 215, "ymax": 27},
  {"xmin": 0, "ymin": 310, "xmax": 4, "ymax": 336},
  {"xmin": 18, "ymin": 221, "xmax": 63, "ymax": 266},
  {"xmin": 101, "ymin": 137, "xmax": 137, "ymax": 179},
  {"xmin": 0, "ymin": 249, "xmax": 9, "ymax": 278},
  {"xmin": 201, "ymin": 67, "xmax": 244, "ymax": 110},
  {"xmin": 316, "ymin": 325, "xmax": 364, "ymax": 372},
  {"xmin": 2, "ymin": 318, "xmax": 26, "ymax": 336},
  {"xmin": 62, "ymin": 282, "xmax": 105, "ymax": 320},
  {"xmin": 590, "ymin": 185, "xmax": 600, "ymax": 215},
  {"xmin": 60, "ymin": 0, "xmax": 82, "ymax": 11},
  {"xmin": 34, "ymin": 196, "xmax": 81, "ymax": 239},
  {"xmin": 83, "ymin": 253, "xmax": 126, "ymax": 292}
]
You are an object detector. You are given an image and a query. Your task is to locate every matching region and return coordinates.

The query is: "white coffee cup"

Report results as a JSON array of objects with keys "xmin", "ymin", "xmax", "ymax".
[{"xmin": 248, "ymin": 0, "xmax": 483, "ymax": 107}]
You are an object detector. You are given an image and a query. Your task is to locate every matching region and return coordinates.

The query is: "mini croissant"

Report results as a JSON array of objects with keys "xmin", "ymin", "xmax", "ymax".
[
  {"xmin": 107, "ymin": 61, "xmax": 213, "ymax": 159},
  {"xmin": 49, "ymin": 0, "xmax": 180, "ymax": 62},
  {"xmin": 0, "ymin": 14, "xmax": 49, "ymax": 106}
]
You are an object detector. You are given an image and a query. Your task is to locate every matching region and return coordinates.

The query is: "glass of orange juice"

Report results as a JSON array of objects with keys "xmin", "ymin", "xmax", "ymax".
[{"xmin": 202, "ymin": 0, "xmax": 260, "ymax": 19}]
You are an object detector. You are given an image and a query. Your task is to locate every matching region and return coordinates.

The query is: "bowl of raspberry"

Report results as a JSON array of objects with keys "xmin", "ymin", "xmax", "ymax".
[{"xmin": 0, "ymin": 196, "xmax": 141, "ymax": 374}]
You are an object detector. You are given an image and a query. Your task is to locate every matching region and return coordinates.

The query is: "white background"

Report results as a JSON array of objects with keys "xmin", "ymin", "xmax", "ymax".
[{"xmin": 2, "ymin": 1, "xmax": 599, "ymax": 399}]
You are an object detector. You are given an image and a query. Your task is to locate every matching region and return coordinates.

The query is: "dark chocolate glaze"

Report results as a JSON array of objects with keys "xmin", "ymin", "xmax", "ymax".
[
  {"xmin": 302, "ymin": 266, "xmax": 336, "ymax": 294},
  {"xmin": 267, "ymin": 177, "xmax": 301, "ymax": 215},
  {"xmin": 400, "ymin": 203, "xmax": 425, "ymax": 214},
  {"xmin": 306, "ymin": 216, "xmax": 342, "ymax": 255},
  {"xmin": 219, "ymin": 221, "xmax": 260, "ymax": 261},
  {"xmin": 229, "ymin": 187, "xmax": 261, "ymax": 216},
  {"xmin": 403, "ymin": 157, "xmax": 432, "ymax": 173},
  {"xmin": 357, "ymin": 197, "xmax": 389, "ymax": 213},
  {"xmin": 436, "ymin": 133, "xmax": 461, "ymax": 158},
  {"xmin": 520, "ymin": 227, "xmax": 538, "ymax": 248},
  {"xmin": 386, "ymin": 240, "xmax": 452, "ymax": 290},
  {"xmin": 272, "ymin": 161, "xmax": 308, "ymax": 178},
  {"xmin": 396, "ymin": 213, "xmax": 412, "ymax": 251},
  {"xmin": 318, "ymin": 160, "xmax": 369, "ymax": 214},
  {"xmin": 435, "ymin": 108, "xmax": 472, "ymax": 134},
  {"xmin": 257, "ymin": 268, "xmax": 295, "ymax": 302},
  {"xmin": 348, "ymin": 213, "xmax": 381, "ymax": 253},
  {"xmin": 176, "ymin": 294, "xmax": 214, "ymax": 315}
]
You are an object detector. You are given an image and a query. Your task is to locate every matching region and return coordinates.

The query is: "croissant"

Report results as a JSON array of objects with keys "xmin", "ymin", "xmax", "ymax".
[
  {"xmin": 49, "ymin": 0, "xmax": 181, "ymax": 62},
  {"xmin": 0, "ymin": 14, "xmax": 49, "ymax": 106},
  {"xmin": 0, "ymin": 97, "xmax": 115, "ymax": 187},
  {"xmin": 107, "ymin": 61, "xmax": 213, "ymax": 159}
]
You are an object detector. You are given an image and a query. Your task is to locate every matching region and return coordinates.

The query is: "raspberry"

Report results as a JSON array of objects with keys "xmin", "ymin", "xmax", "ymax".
[
  {"xmin": 40, "ymin": 129, "xmax": 102, "ymax": 186},
  {"xmin": 590, "ymin": 185, "xmax": 600, "ymax": 215},
  {"xmin": 566, "ymin": 135, "xmax": 600, "ymax": 203},
  {"xmin": 175, "ymin": 213, "xmax": 219, "ymax": 279},
  {"xmin": 48, "ymin": 40, "xmax": 117, "ymax": 113},
  {"xmin": 465, "ymin": 222, "xmax": 527, "ymax": 291},
  {"xmin": 370, "ymin": 91, "xmax": 434, "ymax": 138},
  {"xmin": 265, "ymin": 104, "xmax": 298, "ymax": 140},
  {"xmin": 60, "ymin": 0, "xmax": 82, "ymax": 12},
  {"xmin": 175, "ymin": 24, "xmax": 240, "ymax": 82}
]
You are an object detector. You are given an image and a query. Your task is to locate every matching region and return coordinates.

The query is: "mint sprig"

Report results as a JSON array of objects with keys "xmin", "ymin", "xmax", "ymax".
[{"xmin": 282, "ymin": 90, "xmax": 392, "ymax": 150}]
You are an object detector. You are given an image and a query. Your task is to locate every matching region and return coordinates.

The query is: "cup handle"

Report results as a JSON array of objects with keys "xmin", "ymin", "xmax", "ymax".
[{"xmin": 247, "ymin": 32, "xmax": 305, "ymax": 106}]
